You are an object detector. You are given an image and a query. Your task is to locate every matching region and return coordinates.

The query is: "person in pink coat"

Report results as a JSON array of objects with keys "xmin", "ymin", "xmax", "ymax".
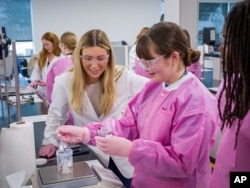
[
  {"xmin": 210, "ymin": 1, "xmax": 250, "ymax": 188},
  {"xmin": 56, "ymin": 22, "xmax": 219, "ymax": 188},
  {"xmin": 46, "ymin": 31, "xmax": 77, "ymax": 104},
  {"xmin": 187, "ymin": 61, "xmax": 202, "ymax": 79},
  {"xmin": 46, "ymin": 32, "xmax": 77, "ymax": 125}
]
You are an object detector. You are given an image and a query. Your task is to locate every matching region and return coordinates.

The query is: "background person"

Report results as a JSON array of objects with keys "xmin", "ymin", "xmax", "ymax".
[
  {"xmin": 210, "ymin": 1, "xmax": 250, "ymax": 187},
  {"xmin": 46, "ymin": 31, "xmax": 77, "ymax": 125},
  {"xmin": 27, "ymin": 53, "xmax": 39, "ymax": 78},
  {"xmin": 46, "ymin": 31, "xmax": 77, "ymax": 104},
  {"xmin": 57, "ymin": 22, "xmax": 219, "ymax": 188},
  {"xmin": 39, "ymin": 29, "xmax": 149, "ymax": 188},
  {"xmin": 29, "ymin": 32, "xmax": 62, "ymax": 102},
  {"xmin": 129, "ymin": 27, "xmax": 150, "ymax": 78},
  {"xmin": 211, "ymin": 6, "xmax": 225, "ymax": 45}
]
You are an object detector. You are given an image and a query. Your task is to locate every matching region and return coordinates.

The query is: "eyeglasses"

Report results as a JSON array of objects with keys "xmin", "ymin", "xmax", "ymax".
[
  {"xmin": 139, "ymin": 55, "xmax": 165, "ymax": 68},
  {"xmin": 80, "ymin": 55, "xmax": 109, "ymax": 64}
]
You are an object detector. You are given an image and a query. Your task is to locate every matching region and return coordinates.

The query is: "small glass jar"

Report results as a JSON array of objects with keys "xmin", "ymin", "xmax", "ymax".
[{"xmin": 56, "ymin": 148, "xmax": 73, "ymax": 174}]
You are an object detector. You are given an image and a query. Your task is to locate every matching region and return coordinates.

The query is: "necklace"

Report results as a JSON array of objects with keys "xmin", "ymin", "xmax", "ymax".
[
  {"xmin": 179, "ymin": 69, "xmax": 187, "ymax": 79},
  {"xmin": 165, "ymin": 69, "xmax": 187, "ymax": 87}
]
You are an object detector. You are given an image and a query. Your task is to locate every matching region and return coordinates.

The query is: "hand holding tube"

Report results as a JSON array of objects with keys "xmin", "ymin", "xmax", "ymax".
[
  {"xmin": 95, "ymin": 135, "xmax": 132, "ymax": 157},
  {"xmin": 29, "ymin": 80, "xmax": 46, "ymax": 88},
  {"xmin": 56, "ymin": 126, "xmax": 90, "ymax": 144},
  {"xmin": 29, "ymin": 81, "xmax": 38, "ymax": 88},
  {"xmin": 37, "ymin": 80, "xmax": 46, "ymax": 86}
]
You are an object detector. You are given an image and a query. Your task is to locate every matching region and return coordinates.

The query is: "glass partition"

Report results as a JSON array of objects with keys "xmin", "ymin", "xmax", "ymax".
[{"xmin": 198, "ymin": 2, "xmax": 236, "ymax": 47}]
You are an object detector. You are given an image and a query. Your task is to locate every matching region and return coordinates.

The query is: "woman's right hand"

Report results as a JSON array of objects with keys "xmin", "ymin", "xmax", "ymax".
[
  {"xmin": 56, "ymin": 126, "xmax": 90, "ymax": 144},
  {"xmin": 39, "ymin": 144, "xmax": 57, "ymax": 158},
  {"xmin": 29, "ymin": 81, "xmax": 38, "ymax": 88}
]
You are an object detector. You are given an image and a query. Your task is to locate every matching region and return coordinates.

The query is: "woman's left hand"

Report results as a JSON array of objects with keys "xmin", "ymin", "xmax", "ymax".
[
  {"xmin": 95, "ymin": 135, "xmax": 132, "ymax": 157},
  {"xmin": 37, "ymin": 80, "xmax": 46, "ymax": 86}
]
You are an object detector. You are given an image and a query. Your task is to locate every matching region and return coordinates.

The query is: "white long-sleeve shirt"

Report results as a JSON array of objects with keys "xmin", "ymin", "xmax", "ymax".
[
  {"xmin": 30, "ymin": 55, "xmax": 62, "ymax": 99},
  {"xmin": 129, "ymin": 44, "xmax": 137, "ymax": 72}
]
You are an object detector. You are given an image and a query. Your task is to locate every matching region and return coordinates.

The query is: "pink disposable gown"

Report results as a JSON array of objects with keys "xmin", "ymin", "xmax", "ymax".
[
  {"xmin": 87, "ymin": 73, "xmax": 219, "ymax": 188},
  {"xmin": 187, "ymin": 60, "xmax": 202, "ymax": 79},
  {"xmin": 46, "ymin": 56, "xmax": 73, "ymax": 124},
  {"xmin": 46, "ymin": 56, "xmax": 73, "ymax": 104},
  {"xmin": 210, "ymin": 81, "xmax": 250, "ymax": 188}
]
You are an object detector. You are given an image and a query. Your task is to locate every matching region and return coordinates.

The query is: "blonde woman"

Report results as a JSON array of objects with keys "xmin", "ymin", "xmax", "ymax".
[{"xmin": 39, "ymin": 29, "xmax": 149, "ymax": 188}]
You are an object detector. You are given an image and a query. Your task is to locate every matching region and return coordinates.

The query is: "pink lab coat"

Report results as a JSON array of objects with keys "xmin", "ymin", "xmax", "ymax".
[
  {"xmin": 87, "ymin": 73, "xmax": 219, "ymax": 188},
  {"xmin": 187, "ymin": 60, "xmax": 202, "ymax": 79},
  {"xmin": 46, "ymin": 56, "xmax": 73, "ymax": 104},
  {"xmin": 210, "ymin": 81, "xmax": 250, "ymax": 188},
  {"xmin": 46, "ymin": 56, "xmax": 73, "ymax": 124}
]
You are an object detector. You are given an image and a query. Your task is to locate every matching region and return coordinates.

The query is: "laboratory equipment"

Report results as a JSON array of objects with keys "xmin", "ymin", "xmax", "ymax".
[{"xmin": 37, "ymin": 161, "xmax": 98, "ymax": 188}]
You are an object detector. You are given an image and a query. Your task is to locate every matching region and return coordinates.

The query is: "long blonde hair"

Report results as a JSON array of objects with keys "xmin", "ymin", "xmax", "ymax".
[{"xmin": 70, "ymin": 29, "xmax": 116, "ymax": 115}]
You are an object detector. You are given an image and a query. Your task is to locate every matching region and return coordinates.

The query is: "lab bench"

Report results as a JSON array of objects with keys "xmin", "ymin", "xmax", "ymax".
[
  {"xmin": 32, "ymin": 121, "xmax": 98, "ymax": 164},
  {"xmin": 31, "ymin": 120, "xmax": 124, "ymax": 188}
]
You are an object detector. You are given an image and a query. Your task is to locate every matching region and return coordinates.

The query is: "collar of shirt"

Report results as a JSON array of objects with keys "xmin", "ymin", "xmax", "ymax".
[{"xmin": 163, "ymin": 71, "xmax": 194, "ymax": 91}]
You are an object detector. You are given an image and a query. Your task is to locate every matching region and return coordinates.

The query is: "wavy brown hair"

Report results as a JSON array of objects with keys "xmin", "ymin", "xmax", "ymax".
[
  {"xmin": 38, "ymin": 32, "xmax": 61, "ymax": 70},
  {"xmin": 183, "ymin": 29, "xmax": 201, "ymax": 62}
]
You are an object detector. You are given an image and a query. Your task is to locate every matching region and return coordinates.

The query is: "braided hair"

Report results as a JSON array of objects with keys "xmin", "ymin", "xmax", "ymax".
[{"xmin": 218, "ymin": 0, "xmax": 250, "ymax": 148}]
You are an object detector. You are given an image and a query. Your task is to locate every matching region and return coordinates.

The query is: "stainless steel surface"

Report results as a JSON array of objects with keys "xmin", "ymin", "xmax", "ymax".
[{"xmin": 37, "ymin": 161, "xmax": 97, "ymax": 188}]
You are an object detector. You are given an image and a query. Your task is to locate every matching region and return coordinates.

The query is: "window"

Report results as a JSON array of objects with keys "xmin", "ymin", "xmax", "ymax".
[
  {"xmin": 198, "ymin": 2, "xmax": 236, "ymax": 46},
  {"xmin": 0, "ymin": 0, "xmax": 33, "ymax": 56},
  {"xmin": 0, "ymin": 0, "xmax": 32, "ymax": 41},
  {"xmin": 9, "ymin": 41, "xmax": 34, "ymax": 56}
]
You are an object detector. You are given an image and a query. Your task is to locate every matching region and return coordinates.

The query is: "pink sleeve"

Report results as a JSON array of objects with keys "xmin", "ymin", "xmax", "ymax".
[
  {"xmin": 187, "ymin": 61, "xmax": 202, "ymax": 79},
  {"xmin": 46, "ymin": 67, "xmax": 55, "ymax": 104},
  {"xmin": 129, "ymin": 111, "xmax": 218, "ymax": 178},
  {"xmin": 86, "ymin": 94, "xmax": 141, "ymax": 144}
]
